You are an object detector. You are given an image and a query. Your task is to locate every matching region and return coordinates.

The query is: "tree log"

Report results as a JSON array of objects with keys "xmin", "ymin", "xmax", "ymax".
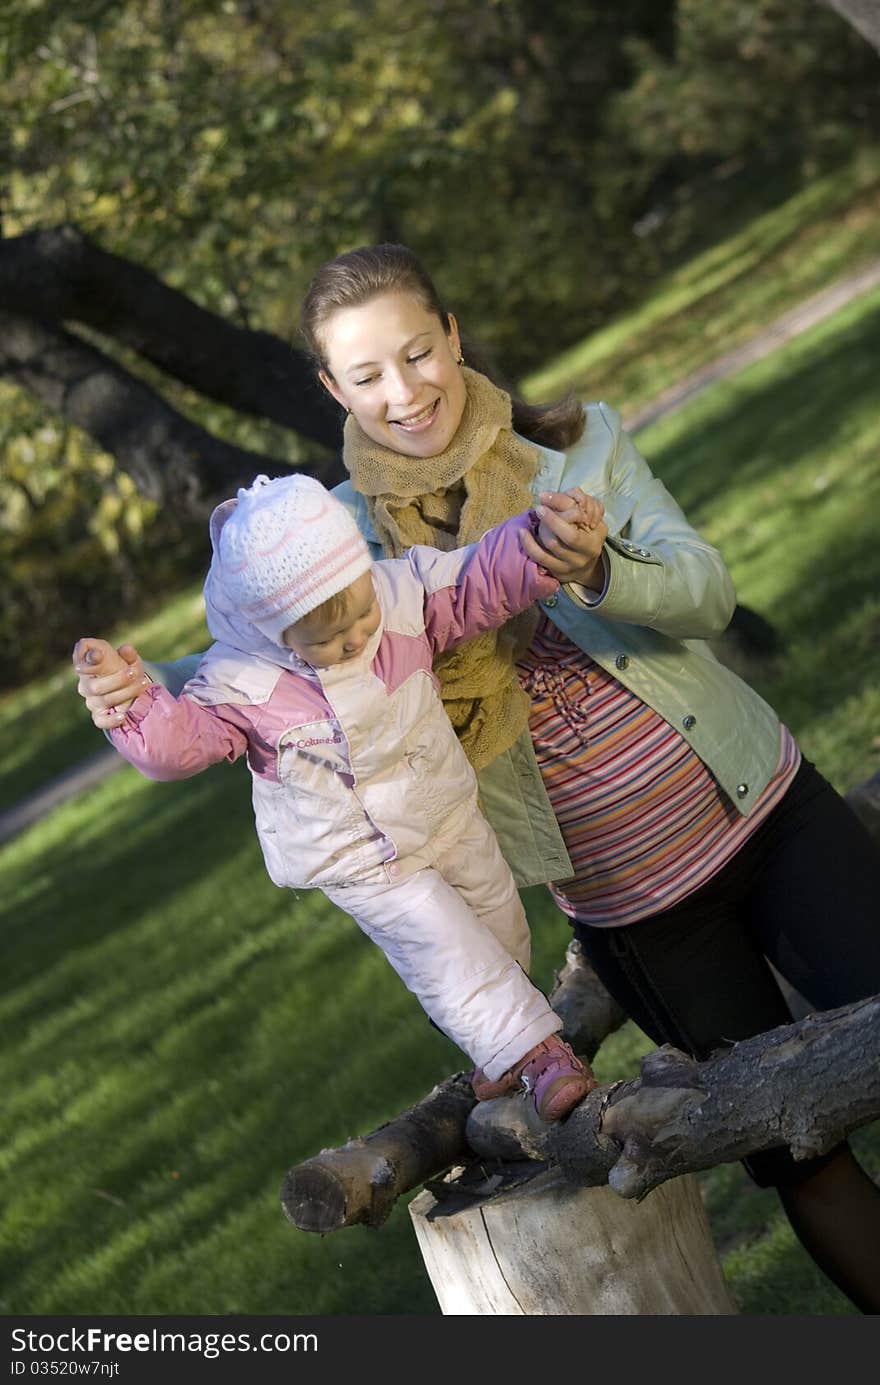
[
  {"xmin": 409, "ymin": 1168, "xmax": 739, "ymax": 1315},
  {"xmin": 466, "ymin": 996, "xmax": 880, "ymax": 1200},
  {"xmin": 283, "ymin": 991, "xmax": 880, "ymax": 1232},
  {"xmin": 280, "ymin": 1074, "xmax": 477, "ymax": 1233},
  {"xmin": 279, "ymin": 940, "xmax": 620, "ymax": 1233}
]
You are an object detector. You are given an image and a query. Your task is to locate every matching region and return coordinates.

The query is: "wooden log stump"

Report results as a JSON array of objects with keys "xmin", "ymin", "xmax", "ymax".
[{"xmin": 409, "ymin": 1164, "xmax": 738, "ymax": 1315}]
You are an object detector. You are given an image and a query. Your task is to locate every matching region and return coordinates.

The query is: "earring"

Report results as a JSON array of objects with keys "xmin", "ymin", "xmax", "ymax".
[{"xmin": 457, "ymin": 352, "xmax": 465, "ymax": 366}]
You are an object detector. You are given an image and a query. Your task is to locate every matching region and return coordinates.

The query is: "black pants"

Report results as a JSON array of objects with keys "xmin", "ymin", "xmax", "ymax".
[{"xmin": 572, "ymin": 757, "xmax": 880, "ymax": 1186}]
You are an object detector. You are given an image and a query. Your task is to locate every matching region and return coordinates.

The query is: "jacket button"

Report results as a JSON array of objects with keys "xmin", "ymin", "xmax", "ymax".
[
  {"xmin": 682, "ymin": 714, "xmax": 696, "ymax": 730},
  {"xmin": 615, "ymin": 654, "xmax": 629, "ymax": 670},
  {"xmin": 736, "ymin": 783, "xmax": 749, "ymax": 798},
  {"xmin": 543, "ymin": 594, "xmax": 558, "ymax": 608}
]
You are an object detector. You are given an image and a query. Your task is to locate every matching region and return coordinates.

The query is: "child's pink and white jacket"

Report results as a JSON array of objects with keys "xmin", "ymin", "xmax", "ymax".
[{"xmin": 109, "ymin": 510, "xmax": 558, "ymax": 892}]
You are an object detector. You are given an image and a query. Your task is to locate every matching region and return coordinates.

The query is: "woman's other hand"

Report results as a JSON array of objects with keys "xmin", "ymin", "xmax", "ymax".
[
  {"xmin": 521, "ymin": 488, "xmax": 608, "ymax": 590},
  {"xmin": 72, "ymin": 639, "xmax": 150, "ymax": 729}
]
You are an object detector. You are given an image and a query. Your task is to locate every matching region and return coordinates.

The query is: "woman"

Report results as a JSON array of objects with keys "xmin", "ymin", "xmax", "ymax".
[{"xmin": 78, "ymin": 243, "xmax": 880, "ymax": 1311}]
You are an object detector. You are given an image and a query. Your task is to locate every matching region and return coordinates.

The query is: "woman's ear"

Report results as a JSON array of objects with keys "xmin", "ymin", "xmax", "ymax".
[
  {"xmin": 319, "ymin": 369, "xmax": 348, "ymax": 410},
  {"xmin": 446, "ymin": 312, "xmax": 462, "ymax": 361}
]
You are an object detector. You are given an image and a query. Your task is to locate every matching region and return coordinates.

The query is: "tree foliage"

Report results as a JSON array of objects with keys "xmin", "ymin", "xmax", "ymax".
[{"xmin": 1, "ymin": 0, "xmax": 878, "ymax": 686}]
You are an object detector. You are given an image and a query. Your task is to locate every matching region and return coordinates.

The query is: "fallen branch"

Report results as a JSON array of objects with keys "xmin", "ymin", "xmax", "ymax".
[
  {"xmin": 280, "ymin": 1074, "xmax": 476, "ymax": 1234},
  {"xmin": 280, "ymin": 938, "xmax": 621, "ymax": 1233},
  {"xmin": 466, "ymin": 995, "xmax": 880, "ymax": 1200}
]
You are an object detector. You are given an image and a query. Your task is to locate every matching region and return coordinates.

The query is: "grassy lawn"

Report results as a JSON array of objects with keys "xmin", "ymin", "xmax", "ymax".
[
  {"xmin": 524, "ymin": 148, "xmax": 880, "ymax": 419},
  {"xmin": 0, "ymin": 587, "xmax": 211, "ymax": 817},
  {"xmin": 2, "ymin": 165, "xmax": 879, "ymax": 1315}
]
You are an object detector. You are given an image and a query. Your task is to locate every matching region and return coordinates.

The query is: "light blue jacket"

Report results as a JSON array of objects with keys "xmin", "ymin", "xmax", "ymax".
[{"xmin": 149, "ymin": 402, "xmax": 784, "ymax": 888}]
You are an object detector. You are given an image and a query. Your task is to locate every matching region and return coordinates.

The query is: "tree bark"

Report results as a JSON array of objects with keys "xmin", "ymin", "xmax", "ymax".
[
  {"xmin": 280, "ymin": 1073, "xmax": 477, "ymax": 1234},
  {"xmin": 467, "ymin": 996, "xmax": 880, "ymax": 1200},
  {"xmin": 0, "ymin": 225, "xmax": 343, "ymax": 450}
]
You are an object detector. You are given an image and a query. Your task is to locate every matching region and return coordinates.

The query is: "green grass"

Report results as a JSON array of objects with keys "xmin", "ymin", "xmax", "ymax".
[
  {"xmin": 3, "ymin": 165, "xmax": 880, "ymax": 1315},
  {"xmin": 635, "ymin": 285, "xmax": 880, "ymax": 792},
  {"xmin": 523, "ymin": 148, "xmax": 880, "ymax": 417},
  {"xmin": 0, "ymin": 586, "xmax": 211, "ymax": 816}
]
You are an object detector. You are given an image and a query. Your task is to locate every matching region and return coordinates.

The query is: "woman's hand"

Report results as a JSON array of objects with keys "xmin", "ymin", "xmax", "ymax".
[
  {"xmin": 72, "ymin": 638, "xmax": 150, "ymax": 730},
  {"xmin": 521, "ymin": 488, "xmax": 608, "ymax": 589}
]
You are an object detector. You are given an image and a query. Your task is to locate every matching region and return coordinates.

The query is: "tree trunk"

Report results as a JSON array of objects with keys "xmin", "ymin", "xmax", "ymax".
[
  {"xmin": 0, "ymin": 309, "xmax": 342, "ymax": 507},
  {"xmin": 817, "ymin": 0, "xmax": 880, "ymax": 53},
  {"xmin": 409, "ymin": 1167, "xmax": 738, "ymax": 1314}
]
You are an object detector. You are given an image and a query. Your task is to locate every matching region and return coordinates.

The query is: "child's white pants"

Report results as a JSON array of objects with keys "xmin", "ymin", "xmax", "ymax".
[{"xmin": 323, "ymin": 805, "xmax": 561, "ymax": 1079}]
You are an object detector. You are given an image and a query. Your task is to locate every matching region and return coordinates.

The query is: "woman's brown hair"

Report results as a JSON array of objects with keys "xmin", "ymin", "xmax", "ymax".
[{"xmin": 300, "ymin": 243, "xmax": 585, "ymax": 452}]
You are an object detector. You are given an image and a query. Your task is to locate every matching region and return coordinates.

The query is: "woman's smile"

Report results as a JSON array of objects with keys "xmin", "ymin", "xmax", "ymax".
[{"xmin": 390, "ymin": 398, "xmax": 440, "ymax": 432}]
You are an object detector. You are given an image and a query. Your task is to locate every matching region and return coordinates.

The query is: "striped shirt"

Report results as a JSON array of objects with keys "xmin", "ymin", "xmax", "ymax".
[{"xmin": 516, "ymin": 616, "xmax": 800, "ymax": 927}]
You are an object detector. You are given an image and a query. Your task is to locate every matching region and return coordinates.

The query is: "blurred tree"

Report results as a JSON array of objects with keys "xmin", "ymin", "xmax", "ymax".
[{"xmin": 0, "ymin": 0, "xmax": 876, "ymax": 685}]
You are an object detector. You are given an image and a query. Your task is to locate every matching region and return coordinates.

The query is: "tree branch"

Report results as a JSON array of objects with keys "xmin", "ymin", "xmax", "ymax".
[
  {"xmin": 467, "ymin": 996, "xmax": 880, "ymax": 1200},
  {"xmin": 0, "ymin": 309, "xmax": 344, "ymax": 505},
  {"xmin": 280, "ymin": 1074, "xmax": 478, "ymax": 1234},
  {"xmin": 0, "ymin": 224, "xmax": 344, "ymax": 450}
]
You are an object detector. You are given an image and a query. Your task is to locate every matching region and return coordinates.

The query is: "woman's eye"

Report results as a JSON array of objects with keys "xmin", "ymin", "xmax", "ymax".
[
  {"xmin": 354, "ymin": 375, "xmax": 377, "ymax": 387},
  {"xmin": 408, "ymin": 349, "xmax": 431, "ymax": 363}
]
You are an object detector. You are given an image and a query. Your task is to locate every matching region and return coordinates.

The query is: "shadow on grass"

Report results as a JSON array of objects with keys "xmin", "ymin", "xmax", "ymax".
[{"xmin": 0, "ymin": 765, "xmax": 458, "ymax": 1313}]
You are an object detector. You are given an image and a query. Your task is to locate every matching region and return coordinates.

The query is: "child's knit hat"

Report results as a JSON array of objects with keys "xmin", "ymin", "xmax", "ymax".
[{"xmin": 217, "ymin": 474, "xmax": 373, "ymax": 643}]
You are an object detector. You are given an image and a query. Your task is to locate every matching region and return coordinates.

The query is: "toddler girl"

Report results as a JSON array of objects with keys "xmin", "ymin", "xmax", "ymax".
[{"xmin": 74, "ymin": 473, "xmax": 597, "ymax": 1120}]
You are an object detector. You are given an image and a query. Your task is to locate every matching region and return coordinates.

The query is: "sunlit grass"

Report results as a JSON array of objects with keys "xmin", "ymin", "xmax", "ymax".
[
  {"xmin": 523, "ymin": 149, "xmax": 880, "ymax": 416},
  {"xmin": 0, "ymin": 585, "xmax": 210, "ymax": 814}
]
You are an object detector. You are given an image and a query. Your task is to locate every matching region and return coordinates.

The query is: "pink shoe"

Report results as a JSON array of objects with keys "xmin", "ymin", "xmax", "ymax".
[
  {"xmin": 471, "ymin": 1066, "xmax": 521, "ymax": 1101},
  {"xmin": 515, "ymin": 1035, "xmax": 594, "ymax": 1122}
]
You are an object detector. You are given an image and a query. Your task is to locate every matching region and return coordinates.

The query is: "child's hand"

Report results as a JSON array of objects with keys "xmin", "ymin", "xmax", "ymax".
[
  {"xmin": 537, "ymin": 488, "xmax": 605, "ymax": 547},
  {"xmin": 521, "ymin": 488, "xmax": 608, "ymax": 588},
  {"xmin": 72, "ymin": 639, "xmax": 150, "ymax": 729}
]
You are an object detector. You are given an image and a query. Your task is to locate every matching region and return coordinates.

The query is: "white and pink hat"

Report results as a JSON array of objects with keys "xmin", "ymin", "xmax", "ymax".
[{"xmin": 215, "ymin": 474, "xmax": 373, "ymax": 643}]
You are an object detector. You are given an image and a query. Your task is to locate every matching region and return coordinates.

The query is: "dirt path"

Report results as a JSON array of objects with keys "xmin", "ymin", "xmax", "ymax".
[
  {"xmin": 4, "ymin": 256, "xmax": 880, "ymax": 848},
  {"xmin": 622, "ymin": 257, "xmax": 880, "ymax": 434}
]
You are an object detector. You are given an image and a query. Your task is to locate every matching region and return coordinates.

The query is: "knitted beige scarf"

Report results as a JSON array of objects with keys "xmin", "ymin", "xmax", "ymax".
[{"xmin": 343, "ymin": 367, "xmax": 541, "ymax": 771}]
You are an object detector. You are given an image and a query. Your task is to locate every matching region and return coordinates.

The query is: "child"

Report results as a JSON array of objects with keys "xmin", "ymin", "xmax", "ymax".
[{"xmin": 74, "ymin": 473, "xmax": 597, "ymax": 1121}]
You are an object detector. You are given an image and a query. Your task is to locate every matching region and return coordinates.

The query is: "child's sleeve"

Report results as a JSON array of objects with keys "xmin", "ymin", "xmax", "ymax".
[
  {"xmin": 142, "ymin": 653, "xmax": 206, "ymax": 694},
  {"xmin": 108, "ymin": 684, "xmax": 250, "ymax": 781},
  {"xmin": 408, "ymin": 511, "xmax": 559, "ymax": 656}
]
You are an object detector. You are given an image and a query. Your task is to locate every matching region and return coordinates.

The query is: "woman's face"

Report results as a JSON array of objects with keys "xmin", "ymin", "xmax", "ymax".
[{"xmin": 318, "ymin": 290, "xmax": 467, "ymax": 457}]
